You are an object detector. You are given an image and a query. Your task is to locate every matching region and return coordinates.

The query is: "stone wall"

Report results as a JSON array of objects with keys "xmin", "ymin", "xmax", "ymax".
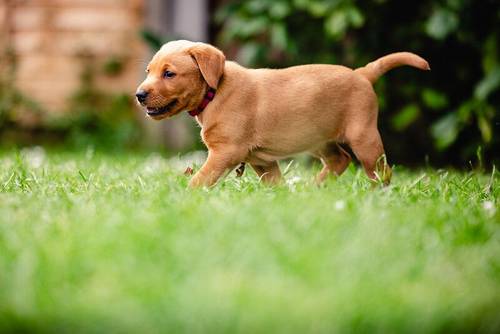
[{"xmin": 1, "ymin": 0, "xmax": 146, "ymax": 113}]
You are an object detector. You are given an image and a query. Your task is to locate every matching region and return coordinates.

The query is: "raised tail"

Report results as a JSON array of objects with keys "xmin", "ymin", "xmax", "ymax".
[{"xmin": 354, "ymin": 52, "xmax": 430, "ymax": 84}]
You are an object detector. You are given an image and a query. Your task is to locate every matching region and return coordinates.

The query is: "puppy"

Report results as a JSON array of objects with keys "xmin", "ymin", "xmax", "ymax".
[{"xmin": 136, "ymin": 40, "xmax": 429, "ymax": 188}]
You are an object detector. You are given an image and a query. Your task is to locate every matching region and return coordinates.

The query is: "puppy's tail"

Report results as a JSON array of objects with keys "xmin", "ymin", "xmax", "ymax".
[{"xmin": 355, "ymin": 52, "xmax": 430, "ymax": 84}]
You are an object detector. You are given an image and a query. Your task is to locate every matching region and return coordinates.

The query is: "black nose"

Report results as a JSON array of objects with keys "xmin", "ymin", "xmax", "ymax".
[{"xmin": 135, "ymin": 90, "xmax": 148, "ymax": 103}]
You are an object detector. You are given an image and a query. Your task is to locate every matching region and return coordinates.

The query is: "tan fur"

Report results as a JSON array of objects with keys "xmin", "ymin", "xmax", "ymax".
[{"xmin": 136, "ymin": 40, "xmax": 430, "ymax": 188}]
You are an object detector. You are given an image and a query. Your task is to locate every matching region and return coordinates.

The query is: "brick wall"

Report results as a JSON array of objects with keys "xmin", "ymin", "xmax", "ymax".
[{"xmin": 2, "ymin": 0, "xmax": 146, "ymax": 113}]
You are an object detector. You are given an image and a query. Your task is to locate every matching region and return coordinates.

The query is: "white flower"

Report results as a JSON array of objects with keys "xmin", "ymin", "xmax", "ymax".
[
  {"xmin": 482, "ymin": 201, "xmax": 496, "ymax": 217},
  {"xmin": 286, "ymin": 176, "xmax": 302, "ymax": 185},
  {"xmin": 21, "ymin": 146, "xmax": 45, "ymax": 168},
  {"xmin": 335, "ymin": 200, "xmax": 346, "ymax": 211}
]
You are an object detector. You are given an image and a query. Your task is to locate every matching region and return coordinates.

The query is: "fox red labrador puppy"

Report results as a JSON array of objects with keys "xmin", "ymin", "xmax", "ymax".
[{"xmin": 136, "ymin": 40, "xmax": 429, "ymax": 188}]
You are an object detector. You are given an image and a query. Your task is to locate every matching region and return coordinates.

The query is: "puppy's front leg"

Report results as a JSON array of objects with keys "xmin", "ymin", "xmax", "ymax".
[{"xmin": 189, "ymin": 147, "xmax": 245, "ymax": 188}]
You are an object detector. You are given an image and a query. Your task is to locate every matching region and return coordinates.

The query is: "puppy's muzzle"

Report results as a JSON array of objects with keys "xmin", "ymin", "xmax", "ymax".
[{"xmin": 135, "ymin": 90, "xmax": 148, "ymax": 104}]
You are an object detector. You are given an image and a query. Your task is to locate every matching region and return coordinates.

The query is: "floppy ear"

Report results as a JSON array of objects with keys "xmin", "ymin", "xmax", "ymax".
[{"xmin": 189, "ymin": 44, "xmax": 225, "ymax": 89}]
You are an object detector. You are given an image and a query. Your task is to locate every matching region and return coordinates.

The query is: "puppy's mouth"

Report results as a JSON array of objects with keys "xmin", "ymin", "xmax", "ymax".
[{"xmin": 146, "ymin": 99, "xmax": 178, "ymax": 117}]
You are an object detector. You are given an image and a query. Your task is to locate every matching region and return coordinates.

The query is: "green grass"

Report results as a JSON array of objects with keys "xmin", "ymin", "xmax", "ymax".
[{"xmin": 0, "ymin": 148, "xmax": 499, "ymax": 333}]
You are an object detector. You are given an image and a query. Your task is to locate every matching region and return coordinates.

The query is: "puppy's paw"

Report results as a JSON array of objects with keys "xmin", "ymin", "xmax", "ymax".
[{"xmin": 235, "ymin": 162, "xmax": 246, "ymax": 178}]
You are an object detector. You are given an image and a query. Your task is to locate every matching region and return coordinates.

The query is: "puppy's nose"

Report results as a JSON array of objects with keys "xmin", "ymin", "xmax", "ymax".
[{"xmin": 135, "ymin": 90, "xmax": 148, "ymax": 104}]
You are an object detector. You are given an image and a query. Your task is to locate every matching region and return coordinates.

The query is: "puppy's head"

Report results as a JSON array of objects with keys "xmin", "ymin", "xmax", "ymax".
[{"xmin": 136, "ymin": 40, "xmax": 225, "ymax": 120}]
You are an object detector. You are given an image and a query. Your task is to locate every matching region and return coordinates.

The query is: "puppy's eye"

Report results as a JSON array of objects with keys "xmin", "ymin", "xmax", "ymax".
[{"xmin": 163, "ymin": 70, "xmax": 176, "ymax": 78}]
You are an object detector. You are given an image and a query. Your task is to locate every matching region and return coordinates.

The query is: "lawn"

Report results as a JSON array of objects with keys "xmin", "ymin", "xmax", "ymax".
[{"xmin": 0, "ymin": 148, "xmax": 499, "ymax": 333}]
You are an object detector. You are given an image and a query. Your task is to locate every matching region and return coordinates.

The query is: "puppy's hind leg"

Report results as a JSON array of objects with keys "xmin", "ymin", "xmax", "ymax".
[
  {"xmin": 348, "ymin": 129, "xmax": 392, "ymax": 185},
  {"xmin": 250, "ymin": 161, "xmax": 282, "ymax": 185},
  {"xmin": 313, "ymin": 142, "xmax": 352, "ymax": 184}
]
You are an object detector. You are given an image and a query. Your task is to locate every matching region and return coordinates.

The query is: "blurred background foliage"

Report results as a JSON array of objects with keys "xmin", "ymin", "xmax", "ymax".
[
  {"xmin": 213, "ymin": 0, "xmax": 499, "ymax": 167},
  {"xmin": 48, "ymin": 54, "xmax": 142, "ymax": 151}
]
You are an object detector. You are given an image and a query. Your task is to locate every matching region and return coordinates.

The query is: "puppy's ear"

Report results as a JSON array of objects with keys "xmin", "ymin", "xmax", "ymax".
[{"xmin": 189, "ymin": 44, "xmax": 225, "ymax": 89}]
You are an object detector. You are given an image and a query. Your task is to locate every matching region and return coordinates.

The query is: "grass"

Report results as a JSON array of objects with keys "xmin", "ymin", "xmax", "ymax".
[{"xmin": 0, "ymin": 148, "xmax": 499, "ymax": 333}]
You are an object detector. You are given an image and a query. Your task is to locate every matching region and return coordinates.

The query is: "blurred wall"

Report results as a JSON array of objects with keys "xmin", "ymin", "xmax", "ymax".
[{"xmin": 1, "ymin": 0, "xmax": 146, "ymax": 113}]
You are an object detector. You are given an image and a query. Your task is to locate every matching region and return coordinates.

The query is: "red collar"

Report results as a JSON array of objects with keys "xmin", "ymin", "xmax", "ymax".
[{"xmin": 188, "ymin": 88, "xmax": 216, "ymax": 117}]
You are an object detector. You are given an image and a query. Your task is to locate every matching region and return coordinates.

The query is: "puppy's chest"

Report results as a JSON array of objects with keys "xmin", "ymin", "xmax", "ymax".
[
  {"xmin": 199, "ymin": 121, "xmax": 234, "ymax": 148},
  {"xmin": 199, "ymin": 116, "xmax": 253, "ymax": 148}
]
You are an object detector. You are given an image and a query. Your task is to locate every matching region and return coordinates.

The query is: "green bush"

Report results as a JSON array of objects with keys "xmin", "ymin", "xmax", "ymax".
[
  {"xmin": 48, "ymin": 56, "xmax": 142, "ymax": 151},
  {"xmin": 214, "ymin": 0, "xmax": 500, "ymax": 167}
]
